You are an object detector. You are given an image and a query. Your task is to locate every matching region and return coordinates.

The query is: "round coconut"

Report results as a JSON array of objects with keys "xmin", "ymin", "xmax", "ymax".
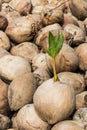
[
  {"xmin": 58, "ymin": 72, "xmax": 85, "ymax": 94},
  {"xmin": 0, "ymin": 79, "xmax": 9, "ymax": 115},
  {"xmin": 0, "ymin": 55, "xmax": 31, "ymax": 81},
  {"xmin": 0, "ymin": 30, "xmax": 11, "ymax": 50},
  {"xmin": 0, "ymin": 114, "xmax": 11, "ymax": 130},
  {"xmin": 10, "ymin": 42, "xmax": 39, "ymax": 63},
  {"xmin": 76, "ymin": 91, "xmax": 87, "ymax": 109},
  {"xmin": 32, "ymin": 53, "xmax": 51, "ymax": 72},
  {"xmin": 73, "ymin": 107, "xmax": 87, "ymax": 129},
  {"xmin": 75, "ymin": 43, "xmax": 87, "ymax": 71},
  {"xmin": 49, "ymin": 43, "xmax": 79, "ymax": 73},
  {"xmin": 33, "ymin": 78, "xmax": 75, "ymax": 124},
  {"xmin": 16, "ymin": 104, "xmax": 51, "ymax": 130},
  {"xmin": 33, "ymin": 68, "xmax": 50, "ymax": 86},
  {"xmin": 8, "ymin": 72, "xmax": 37, "ymax": 111},
  {"xmin": 9, "ymin": 0, "xmax": 32, "ymax": 15},
  {"xmin": 51, "ymin": 120, "xmax": 85, "ymax": 130},
  {"xmin": 64, "ymin": 24, "xmax": 85, "ymax": 45},
  {"xmin": 41, "ymin": 6, "xmax": 64, "ymax": 26},
  {"xmin": 69, "ymin": 0, "xmax": 87, "ymax": 20},
  {"xmin": 5, "ymin": 15, "xmax": 40, "ymax": 43}
]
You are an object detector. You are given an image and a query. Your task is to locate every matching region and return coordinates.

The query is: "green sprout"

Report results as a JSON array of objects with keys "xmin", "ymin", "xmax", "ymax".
[{"xmin": 46, "ymin": 31, "xmax": 64, "ymax": 82}]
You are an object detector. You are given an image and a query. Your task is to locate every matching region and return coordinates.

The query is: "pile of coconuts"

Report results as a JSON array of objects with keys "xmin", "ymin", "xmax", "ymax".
[{"xmin": 0, "ymin": 0, "xmax": 87, "ymax": 129}]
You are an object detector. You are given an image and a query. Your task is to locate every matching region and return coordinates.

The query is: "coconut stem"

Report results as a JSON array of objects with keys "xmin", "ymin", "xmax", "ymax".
[{"xmin": 52, "ymin": 57, "xmax": 59, "ymax": 82}]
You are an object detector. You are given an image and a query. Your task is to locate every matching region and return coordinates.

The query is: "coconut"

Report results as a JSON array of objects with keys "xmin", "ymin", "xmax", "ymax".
[
  {"xmin": 51, "ymin": 120, "xmax": 84, "ymax": 130},
  {"xmin": 0, "ymin": 55, "xmax": 31, "ymax": 81},
  {"xmin": 16, "ymin": 104, "xmax": 51, "ymax": 130},
  {"xmin": 34, "ymin": 78, "xmax": 75, "ymax": 124},
  {"xmin": 8, "ymin": 72, "xmax": 37, "ymax": 111}
]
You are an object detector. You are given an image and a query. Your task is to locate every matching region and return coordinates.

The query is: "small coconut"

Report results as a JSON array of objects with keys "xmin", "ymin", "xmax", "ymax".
[
  {"xmin": 0, "ymin": 114, "xmax": 11, "ymax": 130},
  {"xmin": 64, "ymin": 24, "xmax": 85, "ymax": 45},
  {"xmin": 34, "ymin": 78, "xmax": 75, "ymax": 124},
  {"xmin": 63, "ymin": 13, "xmax": 79, "ymax": 28},
  {"xmin": 35, "ymin": 23, "xmax": 62, "ymax": 51},
  {"xmin": 47, "ymin": 0, "xmax": 66, "ymax": 11},
  {"xmin": 0, "ymin": 79, "xmax": 9, "ymax": 115},
  {"xmin": 5, "ymin": 15, "xmax": 40, "ymax": 43},
  {"xmin": 32, "ymin": 53, "xmax": 51, "ymax": 72},
  {"xmin": 75, "ymin": 43, "xmax": 87, "ymax": 71},
  {"xmin": 33, "ymin": 68, "xmax": 50, "ymax": 86},
  {"xmin": 10, "ymin": 42, "xmax": 39, "ymax": 63},
  {"xmin": 0, "ymin": 55, "xmax": 31, "ymax": 81},
  {"xmin": 51, "ymin": 120, "xmax": 84, "ymax": 130},
  {"xmin": 73, "ymin": 107, "xmax": 87, "ymax": 130},
  {"xmin": 58, "ymin": 72, "xmax": 85, "ymax": 94},
  {"xmin": 32, "ymin": 5, "xmax": 45, "ymax": 15},
  {"xmin": 51, "ymin": 43, "xmax": 79, "ymax": 73},
  {"xmin": 9, "ymin": 0, "xmax": 32, "ymax": 15},
  {"xmin": 69, "ymin": 0, "xmax": 87, "ymax": 20},
  {"xmin": 8, "ymin": 72, "xmax": 37, "ymax": 111},
  {"xmin": 16, "ymin": 104, "xmax": 51, "ymax": 130},
  {"xmin": 41, "ymin": 6, "xmax": 64, "ymax": 26},
  {"xmin": 0, "ymin": 30, "xmax": 11, "ymax": 50},
  {"xmin": 76, "ymin": 91, "xmax": 87, "ymax": 109}
]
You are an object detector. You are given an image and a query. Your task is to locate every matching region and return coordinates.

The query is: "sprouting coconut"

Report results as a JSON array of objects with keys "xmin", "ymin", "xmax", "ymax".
[{"xmin": 33, "ymin": 32, "xmax": 76, "ymax": 124}]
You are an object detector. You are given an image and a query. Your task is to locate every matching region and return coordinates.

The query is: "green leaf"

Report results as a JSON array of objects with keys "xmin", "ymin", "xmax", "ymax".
[
  {"xmin": 46, "ymin": 31, "xmax": 64, "ymax": 58},
  {"xmin": 54, "ymin": 32, "xmax": 64, "ymax": 57},
  {"xmin": 48, "ymin": 32, "xmax": 55, "ymax": 57}
]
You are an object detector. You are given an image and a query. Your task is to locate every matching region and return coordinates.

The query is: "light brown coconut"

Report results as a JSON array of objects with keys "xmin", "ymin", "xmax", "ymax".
[
  {"xmin": 33, "ymin": 68, "xmax": 50, "ymax": 86},
  {"xmin": 58, "ymin": 72, "xmax": 85, "ymax": 94},
  {"xmin": 0, "ymin": 30, "xmax": 11, "ymax": 50},
  {"xmin": 47, "ymin": 0, "xmax": 67, "ymax": 11},
  {"xmin": 0, "ymin": 79, "xmax": 9, "ymax": 115},
  {"xmin": 69, "ymin": 0, "xmax": 87, "ymax": 20},
  {"xmin": 51, "ymin": 120, "xmax": 85, "ymax": 130},
  {"xmin": 64, "ymin": 24, "xmax": 85, "ymax": 45},
  {"xmin": 9, "ymin": 0, "xmax": 32, "ymax": 15},
  {"xmin": 75, "ymin": 43, "xmax": 87, "ymax": 71},
  {"xmin": 35, "ymin": 23, "xmax": 62, "ymax": 51},
  {"xmin": 10, "ymin": 42, "xmax": 39, "ymax": 63},
  {"xmin": 73, "ymin": 107, "xmax": 87, "ymax": 130},
  {"xmin": 16, "ymin": 104, "xmax": 51, "ymax": 130},
  {"xmin": 0, "ymin": 55, "xmax": 31, "ymax": 81},
  {"xmin": 8, "ymin": 72, "xmax": 37, "ymax": 111},
  {"xmin": 0, "ymin": 114, "xmax": 11, "ymax": 130},
  {"xmin": 51, "ymin": 43, "xmax": 79, "ymax": 73},
  {"xmin": 76, "ymin": 91, "xmax": 87, "ymax": 109},
  {"xmin": 33, "ymin": 78, "xmax": 75, "ymax": 124},
  {"xmin": 41, "ymin": 5, "xmax": 64, "ymax": 26},
  {"xmin": 32, "ymin": 5, "xmax": 45, "ymax": 15},
  {"xmin": 32, "ymin": 53, "xmax": 51, "ymax": 72},
  {"xmin": 63, "ymin": 13, "xmax": 79, "ymax": 28},
  {"xmin": 0, "ymin": 4, "xmax": 21, "ymax": 27},
  {"xmin": 5, "ymin": 15, "xmax": 40, "ymax": 43}
]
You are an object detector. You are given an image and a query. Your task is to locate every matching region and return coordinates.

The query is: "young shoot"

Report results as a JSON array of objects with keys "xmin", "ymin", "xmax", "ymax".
[{"xmin": 46, "ymin": 31, "xmax": 64, "ymax": 82}]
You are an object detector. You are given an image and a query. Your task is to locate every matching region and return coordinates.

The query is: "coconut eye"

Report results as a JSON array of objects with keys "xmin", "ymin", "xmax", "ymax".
[{"xmin": 44, "ymin": 13, "xmax": 48, "ymax": 17}]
